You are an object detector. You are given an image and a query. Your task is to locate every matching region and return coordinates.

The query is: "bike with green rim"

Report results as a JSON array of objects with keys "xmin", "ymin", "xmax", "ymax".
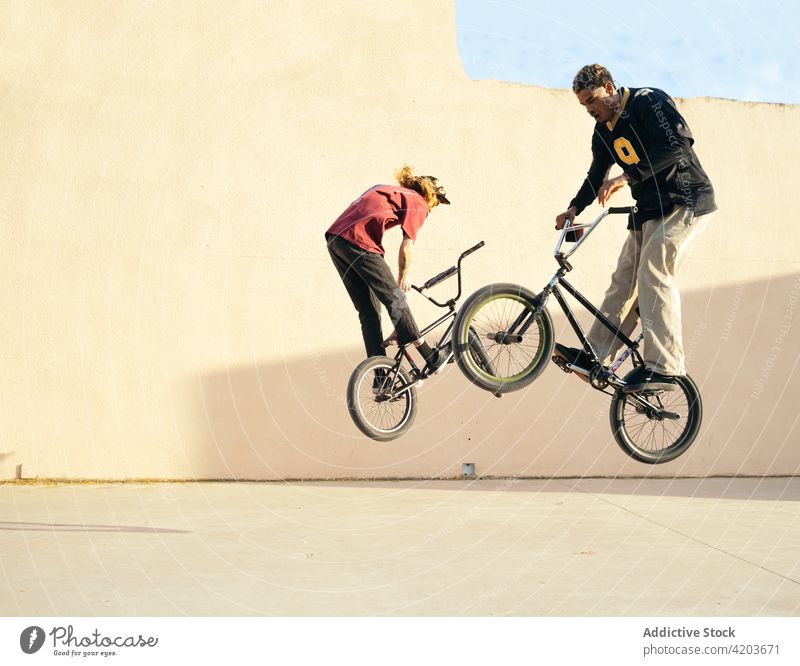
[{"xmin": 451, "ymin": 207, "xmax": 702, "ymax": 464}]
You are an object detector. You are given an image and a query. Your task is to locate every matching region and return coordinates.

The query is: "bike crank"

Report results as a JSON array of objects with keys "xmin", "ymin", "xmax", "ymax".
[{"xmin": 630, "ymin": 393, "xmax": 681, "ymax": 421}]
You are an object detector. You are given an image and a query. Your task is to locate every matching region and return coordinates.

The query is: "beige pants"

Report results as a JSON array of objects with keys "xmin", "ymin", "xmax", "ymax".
[{"xmin": 586, "ymin": 206, "xmax": 711, "ymax": 376}]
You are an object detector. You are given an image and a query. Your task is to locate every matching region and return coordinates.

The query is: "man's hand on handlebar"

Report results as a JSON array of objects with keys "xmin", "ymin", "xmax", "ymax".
[
  {"xmin": 555, "ymin": 206, "xmax": 584, "ymax": 240},
  {"xmin": 555, "ymin": 206, "xmax": 576, "ymax": 230}
]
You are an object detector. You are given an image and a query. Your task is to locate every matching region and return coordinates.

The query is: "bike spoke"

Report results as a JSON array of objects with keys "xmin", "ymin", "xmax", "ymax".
[
  {"xmin": 355, "ymin": 365, "xmax": 412, "ymax": 435},
  {"xmin": 465, "ymin": 295, "xmax": 544, "ymax": 381},
  {"xmin": 620, "ymin": 385, "xmax": 693, "ymax": 455}
]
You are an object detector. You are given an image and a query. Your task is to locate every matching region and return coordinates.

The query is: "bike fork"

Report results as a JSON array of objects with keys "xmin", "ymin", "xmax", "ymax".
[{"xmin": 507, "ymin": 290, "xmax": 550, "ymax": 336}]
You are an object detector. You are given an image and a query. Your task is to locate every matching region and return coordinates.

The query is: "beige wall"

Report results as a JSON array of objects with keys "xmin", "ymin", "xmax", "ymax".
[{"xmin": 1, "ymin": 1, "xmax": 797, "ymax": 480}]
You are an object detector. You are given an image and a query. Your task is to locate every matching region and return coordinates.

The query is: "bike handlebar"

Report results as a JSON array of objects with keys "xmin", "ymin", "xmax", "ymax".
[
  {"xmin": 422, "ymin": 266, "xmax": 458, "ymax": 290},
  {"xmin": 556, "ymin": 206, "xmax": 638, "ymax": 260},
  {"xmin": 460, "ymin": 240, "xmax": 485, "ymax": 259},
  {"xmin": 412, "ymin": 241, "xmax": 485, "ymax": 307},
  {"xmin": 416, "ymin": 241, "xmax": 486, "ymax": 291}
]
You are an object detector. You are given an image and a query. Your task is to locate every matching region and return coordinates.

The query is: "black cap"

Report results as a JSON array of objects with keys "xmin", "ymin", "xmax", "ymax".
[{"xmin": 421, "ymin": 175, "xmax": 450, "ymax": 205}]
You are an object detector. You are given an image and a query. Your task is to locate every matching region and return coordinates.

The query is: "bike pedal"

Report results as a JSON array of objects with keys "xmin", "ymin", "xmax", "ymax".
[
  {"xmin": 551, "ymin": 354, "xmax": 572, "ymax": 374},
  {"xmin": 427, "ymin": 351, "xmax": 453, "ymax": 376}
]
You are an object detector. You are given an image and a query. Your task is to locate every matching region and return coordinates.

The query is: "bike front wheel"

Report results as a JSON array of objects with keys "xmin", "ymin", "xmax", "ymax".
[
  {"xmin": 610, "ymin": 373, "xmax": 703, "ymax": 464},
  {"xmin": 453, "ymin": 283, "xmax": 554, "ymax": 393},
  {"xmin": 347, "ymin": 356, "xmax": 417, "ymax": 441}
]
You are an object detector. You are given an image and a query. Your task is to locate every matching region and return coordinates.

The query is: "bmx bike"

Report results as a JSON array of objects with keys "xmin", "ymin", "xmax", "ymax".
[
  {"xmin": 346, "ymin": 241, "xmax": 501, "ymax": 441},
  {"xmin": 451, "ymin": 206, "xmax": 702, "ymax": 464}
]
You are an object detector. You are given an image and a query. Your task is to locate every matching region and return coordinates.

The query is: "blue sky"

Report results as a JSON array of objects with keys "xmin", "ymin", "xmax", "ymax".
[{"xmin": 455, "ymin": 0, "xmax": 800, "ymax": 104}]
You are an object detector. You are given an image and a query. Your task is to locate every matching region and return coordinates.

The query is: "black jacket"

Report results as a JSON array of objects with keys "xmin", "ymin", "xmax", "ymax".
[{"xmin": 569, "ymin": 86, "xmax": 717, "ymax": 229}]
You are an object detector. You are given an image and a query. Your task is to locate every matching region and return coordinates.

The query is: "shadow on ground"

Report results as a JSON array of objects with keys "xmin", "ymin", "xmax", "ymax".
[
  {"xmin": 303, "ymin": 476, "xmax": 800, "ymax": 501},
  {"xmin": 0, "ymin": 521, "xmax": 192, "ymax": 534}
]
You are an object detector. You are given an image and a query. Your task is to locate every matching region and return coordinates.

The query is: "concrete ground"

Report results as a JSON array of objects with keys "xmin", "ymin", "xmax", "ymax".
[{"xmin": 1, "ymin": 478, "xmax": 798, "ymax": 616}]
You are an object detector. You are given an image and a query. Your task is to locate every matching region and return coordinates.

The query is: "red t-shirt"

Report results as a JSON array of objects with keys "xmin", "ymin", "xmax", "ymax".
[{"xmin": 326, "ymin": 185, "xmax": 429, "ymax": 255}]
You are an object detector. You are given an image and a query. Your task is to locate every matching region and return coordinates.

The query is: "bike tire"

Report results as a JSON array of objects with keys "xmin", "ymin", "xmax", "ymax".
[
  {"xmin": 609, "ymin": 373, "xmax": 703, "ymax": 464},
  {"xmin": 347, "ymin": 356, "xmax": 417, "ymax": 442},
  {"xmin": 453, "ymin": 283, "xmax": 554, "ymax": 393},
  {"xmin": 467, "ymin": 325, "xmax": 495, "ymax": 376}
]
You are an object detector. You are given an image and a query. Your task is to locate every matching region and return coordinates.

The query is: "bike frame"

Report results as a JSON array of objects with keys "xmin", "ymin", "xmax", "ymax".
[
  {"xmin": 381, "ymin": 242, "xmax": 484, "ymax": 396},
  {"xmin": 390, "ymin": 308, "xmax": 457, "ymax": 379},
  {"xmin": 518, "ymin": 206, "xmax": 644, "ymax": 390}
]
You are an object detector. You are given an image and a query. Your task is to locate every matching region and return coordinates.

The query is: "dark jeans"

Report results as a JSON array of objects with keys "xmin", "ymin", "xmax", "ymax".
[{"xmin": 326, "ymin": 234, "xmax": 421, "ymax": 358}]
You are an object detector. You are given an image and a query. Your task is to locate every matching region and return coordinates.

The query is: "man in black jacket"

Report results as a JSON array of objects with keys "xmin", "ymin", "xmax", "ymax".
[{"xmin": 554, "ymin": 64, "xmax": 716, "ymax": 392}]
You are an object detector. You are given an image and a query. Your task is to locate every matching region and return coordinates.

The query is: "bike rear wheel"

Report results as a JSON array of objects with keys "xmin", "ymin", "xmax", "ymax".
[
  {"xmin": 453, "ymin": 283, "xmax": 554, "ymax": 393},
  {"xmin": 610, "ymin": 373, "xmax": 702, "ymax": 464},
  {"xmin": 347, "ymin": 356, "xmax": 417, "ymax": 441}
]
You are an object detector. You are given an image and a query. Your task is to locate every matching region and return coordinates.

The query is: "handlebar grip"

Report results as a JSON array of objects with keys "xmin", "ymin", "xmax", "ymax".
[
  {"xmin": 607, "ymin": 206, "xmax": 638, "ymax": 214},
  {"xmin": 422, "ymin": 265, "xmax": 458, "ymax": 290},
  {"xmin": 460, "ymin": 240, "xmax": 485, "ymax": 259}
]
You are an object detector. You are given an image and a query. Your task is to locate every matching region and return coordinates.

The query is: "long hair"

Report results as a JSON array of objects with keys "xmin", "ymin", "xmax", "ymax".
[{"xmin": 395, "ymin": 164, "xmax": 440, "ymax": 209}]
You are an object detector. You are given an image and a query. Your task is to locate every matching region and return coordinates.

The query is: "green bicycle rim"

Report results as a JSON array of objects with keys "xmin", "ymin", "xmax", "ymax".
[{"xmin": 461, "ymin": 292, "xmax": 546, "ymax": 384}]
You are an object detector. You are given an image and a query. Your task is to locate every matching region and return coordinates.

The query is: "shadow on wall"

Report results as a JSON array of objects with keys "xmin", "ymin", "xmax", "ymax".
[{"xmin": 193, "ymin": 273, "xmax": 800, "ymax": 480}]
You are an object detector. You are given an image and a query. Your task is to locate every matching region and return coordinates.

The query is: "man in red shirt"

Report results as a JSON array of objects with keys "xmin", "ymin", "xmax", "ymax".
[{"xmin": 325, "ymin": 165, "xmax": 450, "ymax": 372}]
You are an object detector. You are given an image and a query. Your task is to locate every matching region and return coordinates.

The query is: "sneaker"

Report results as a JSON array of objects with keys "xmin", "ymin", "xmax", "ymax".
[
  {"xmin": 553, "ymin": 343, "xmax": 595, "ymax": 375},
  {"xmin": 423, "ymin": 348, "xmax": 448, "ymax": 375},
  {"xmin": 622, "ymin": 365, "xmax": 678, "ymax": 393}
]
